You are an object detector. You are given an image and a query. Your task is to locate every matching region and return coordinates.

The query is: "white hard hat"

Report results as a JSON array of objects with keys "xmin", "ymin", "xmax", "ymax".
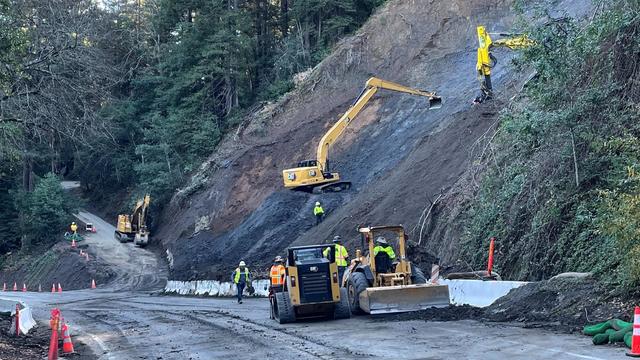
[
  {"xmin": 239, "ymin": 261, "xmax": 246, "ymax": 267},
  {"xmin": 315, "ymin": 201, "xmax": 320, "ymax": 206}
]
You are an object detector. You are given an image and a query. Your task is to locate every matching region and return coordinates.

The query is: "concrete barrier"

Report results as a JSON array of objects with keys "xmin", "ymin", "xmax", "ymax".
[
  {"xmin": 440, "ymin": 279, "xmax": 528, "ymax": 307},
  {"xmin": 0, "ymin": 298, "xmax": 36, "ymax": 334},
  {"xmin": 164, "ymin": 280, "xmax": 271, "ymax": 297}
]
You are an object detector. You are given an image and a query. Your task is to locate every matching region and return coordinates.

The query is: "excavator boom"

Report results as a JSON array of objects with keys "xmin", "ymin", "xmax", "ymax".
[{"xmin": 283, "ymin": 77, "xmax": 441, "ymax": 192}]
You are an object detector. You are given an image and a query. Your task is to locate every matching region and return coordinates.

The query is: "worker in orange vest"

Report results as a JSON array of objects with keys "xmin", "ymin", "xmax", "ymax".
[
  {"xmin": 268, "ymin": 256, "xmax": 286, "ymax": 319},
  {"xmin": 269, "ymin": 256, "xmax": 286, "ymax": 293}
]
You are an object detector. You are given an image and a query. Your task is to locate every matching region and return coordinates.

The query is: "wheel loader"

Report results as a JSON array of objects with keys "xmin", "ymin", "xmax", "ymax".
[
  {"xmin": 114, "ymin": 194, "xmax": 150, "ymax": 247},
  {"xmin": 271, "ymin": 244, "xmax": 350, "ymax": 324},
  {"xmin": 344, "ymin": 225, "xmax": 450, "ymax": 314}
]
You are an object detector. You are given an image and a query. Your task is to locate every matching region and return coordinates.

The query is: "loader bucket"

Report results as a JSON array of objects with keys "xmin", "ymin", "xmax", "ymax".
[
  {"xmin": 428, "ymin": 96, "xmax": 443, "ymax": 110},
  {"xmin": 358, "ymin": 284, "xmax": 450, "ymax": 314}
]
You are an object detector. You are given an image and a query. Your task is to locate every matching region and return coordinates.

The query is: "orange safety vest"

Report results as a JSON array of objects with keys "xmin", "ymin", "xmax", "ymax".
[{"xmin": 270, "ymin": 264, "xmax": 286, "ymax": 286}]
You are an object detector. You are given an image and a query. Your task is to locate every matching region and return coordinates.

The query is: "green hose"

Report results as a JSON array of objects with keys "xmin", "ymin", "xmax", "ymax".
[
  {"xmin": 593, "ymin": 329, "xmax": 617, "ymax": 345},
  {"xmin": 584, "ymin": 320, "xmax": 612, "ymax": 336},
  {"xmin": 609, "ymin": 326, "xmax": 632, "ymax": 343},
  {"xmin": 625, "ymin": 331, "xmax": 633, "ymax": 348}
]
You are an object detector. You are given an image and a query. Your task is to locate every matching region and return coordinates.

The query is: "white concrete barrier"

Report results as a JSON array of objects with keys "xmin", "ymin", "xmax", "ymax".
[
  {"xmin": 0, "ymin": 298, "xmax": 36, "ymax": 334},
  {"xmin": 164, "ymin": 280, "xmax": 271, "ymax": 297},
  {"xmin": 440, "ymin": 279, "xmax": 528, "ymax": 307}
]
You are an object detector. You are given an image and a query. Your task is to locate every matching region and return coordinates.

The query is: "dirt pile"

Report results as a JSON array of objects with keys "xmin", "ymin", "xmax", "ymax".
[
  {"xmin": 0, "ymin": 313, "xmax": 96, "ymax": 360},
  {"xmin": 386, "ymin": 277, "xmax": 632, "ymax": 333},
  {"xmin": 0, "ymin": 242, "xmax": 114, "ymax": 291}
]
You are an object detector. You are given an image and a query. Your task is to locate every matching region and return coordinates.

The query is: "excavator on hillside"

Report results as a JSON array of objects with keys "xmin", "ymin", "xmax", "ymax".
[
  {"xmin": 282, "ymin": 77, "xmax": 442, "ymax": 193},
  {"xmin": 473, "ymin": 25, "xmax": 535, "ymax": 104},
  {"xmin": 114, "ymin": 194, "xmax": 150, "ymax": 247}
]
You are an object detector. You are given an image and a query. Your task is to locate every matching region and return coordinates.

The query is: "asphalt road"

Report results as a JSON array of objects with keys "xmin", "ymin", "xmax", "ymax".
[{"xmin": 0, "ymin": 208, "xmax": 625, "ymax": 359}]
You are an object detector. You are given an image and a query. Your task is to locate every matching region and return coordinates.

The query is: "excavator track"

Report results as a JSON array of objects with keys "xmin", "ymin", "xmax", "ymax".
[{"xmin": 313, "ymin": 181, "xmax": 352, "ymax": 194}]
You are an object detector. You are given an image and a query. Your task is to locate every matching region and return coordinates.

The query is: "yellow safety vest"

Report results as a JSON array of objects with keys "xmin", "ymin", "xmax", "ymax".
[
  {"xmin": 70, "ymin": 224, "xmax": 78, "ymax": 233},
  {"xmin": 270, "ymin": 265, "xmax": 286, "ymax": 286},
  {"xmin": 234, "ymin": 267, "xmax": 250, "ymax": 283},
  {"xmin": 323, "ymin": 245, "xmax": 349, "ymax": 267},
  {"xmin": 313, "ymin": 206, "xmax": 324, "ymax": 216},
  {"xmin": 373, "ymin": 245, "xmax": 396, "ymax": 261}
]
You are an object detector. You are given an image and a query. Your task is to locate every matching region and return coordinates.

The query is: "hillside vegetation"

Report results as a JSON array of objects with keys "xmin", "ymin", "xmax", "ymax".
[{"xmin": 459, "ymin": 0, "xmax": 640, "ymax": 284}]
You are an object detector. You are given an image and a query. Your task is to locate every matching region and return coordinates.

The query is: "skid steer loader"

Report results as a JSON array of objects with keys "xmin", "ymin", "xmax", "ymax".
[
  {"xmin": 344, "ymin": 225, "xmax": 450, "ymax": 314},
  {"xmin": 271, "ymin": 244, "xmax": 350, "ymax": 324}
]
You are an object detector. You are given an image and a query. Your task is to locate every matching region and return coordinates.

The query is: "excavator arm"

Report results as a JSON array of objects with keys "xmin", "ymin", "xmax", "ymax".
[
  {"xmin": 474, "ymin": 25, "xmax": 534, "ymax": 104},
  {"xmin": 315, "ymin": 77, "xmax": 441, "ymax": 174},
  {"xmin": 283, "ymin": 77, "xmax": 441, "ymax": 192}
]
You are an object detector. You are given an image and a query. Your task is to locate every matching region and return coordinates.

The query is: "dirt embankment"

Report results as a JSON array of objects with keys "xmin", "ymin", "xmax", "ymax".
[
  {"xmin": 154, "ymin": 0, "xmax": 591, "ymax": 280},
  {"xmin": 154, "ymin": 0, "xmax": 524, "ymax": 280},
  {"xmin": 0, "ymin": 242, "xmax": 114, "ymax": 291}
]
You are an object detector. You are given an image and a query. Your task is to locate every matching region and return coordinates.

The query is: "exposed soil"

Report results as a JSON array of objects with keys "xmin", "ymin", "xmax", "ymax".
[
  {"xmin": 155, "ymin": 0, "xmax": 529, "ymax": 280},
  {"xmin": 385, "ymin": 277, "xmax": 634, "ymax": 334},
  {"xmin": 0, "ymin": 313, "xmax": 95, "ymax": 360}
]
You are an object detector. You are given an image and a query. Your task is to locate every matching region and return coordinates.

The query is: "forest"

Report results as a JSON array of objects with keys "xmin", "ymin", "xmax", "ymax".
[{"xmin": 0, "ymin": 0, "xmax": 384, "ymax": 254}]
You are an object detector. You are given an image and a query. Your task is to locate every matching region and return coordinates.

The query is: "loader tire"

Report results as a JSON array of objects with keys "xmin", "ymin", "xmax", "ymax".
[
  {"xmin": 411, "ymin": 266, "xmax": 427, "ymax": 284},
  {"xmin": 347, "ymin": 272, "xmax": 368, "ymax": 315},
  {"xmin": 333, "ymin": 287, "xmax": 351, "ymax": 320},
  {"xmin": 275, "ymin": 292, "xmax": 296, "ymax": 324}
]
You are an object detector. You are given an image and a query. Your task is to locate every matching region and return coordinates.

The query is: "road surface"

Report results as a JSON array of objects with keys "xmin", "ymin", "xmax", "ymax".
[{"xmin": 0, "ymin": 209, "xmax": 625, "ymax": 359}]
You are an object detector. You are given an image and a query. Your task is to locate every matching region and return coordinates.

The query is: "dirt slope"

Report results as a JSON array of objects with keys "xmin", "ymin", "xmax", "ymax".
[{"xmin": 155, "ymin": 0, "xmax": 589, "ymax": 280}]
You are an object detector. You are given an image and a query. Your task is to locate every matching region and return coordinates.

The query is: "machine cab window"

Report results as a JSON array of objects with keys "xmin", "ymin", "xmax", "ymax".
[{"xmin": 296, "ymin": 159, "xmax": 318, "ymax": 168}]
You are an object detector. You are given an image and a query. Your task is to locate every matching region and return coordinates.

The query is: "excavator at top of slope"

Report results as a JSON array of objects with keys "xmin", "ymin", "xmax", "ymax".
[{"xmin": 282, "ymin": 77, "xmax": 442, "ymax": 194}]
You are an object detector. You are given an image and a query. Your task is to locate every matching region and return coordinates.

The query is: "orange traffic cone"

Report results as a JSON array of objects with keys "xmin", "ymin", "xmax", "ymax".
[
  {"xmin": 22, "ymin": 283, "xmax": 27, "ymax": 292},
  {"xmin": 91, "ymin": 279, "xmax": 96, "ymax": 289},
  {"xmin": 628, "ymin": 306, "xmax": 640, "ymax": 357},
  {"xmin": 51, "ymin": 283, "xmax": 56, "ymax": 293},
  {"xmin": 61, "ymin": 323, "xmax": 75, "ymax": 354},
  {"xmin": 71, "ymin": 239, "xmax": 76, "ymax": 248},
  {"xmin": 57, "ymin": 283, "xmax": 62, "ymax": 293},
  {"xmin": 13, "ymin": 282, "xmax": 17, "ymax": 291}
]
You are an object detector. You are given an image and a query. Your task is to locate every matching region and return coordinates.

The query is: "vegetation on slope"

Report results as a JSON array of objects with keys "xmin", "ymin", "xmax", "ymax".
[{"xmin": 461, "ymin": 0, "xmax": 640, "ymax": 284}]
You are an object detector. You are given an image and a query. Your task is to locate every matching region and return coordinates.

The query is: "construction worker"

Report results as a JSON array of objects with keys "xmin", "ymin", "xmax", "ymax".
[
  {"xmin": 313, "ymin": 201, "xmax": 324, "ymax": 225},
  {"xmin": 323, "ymin": 236, "xmax": 349, "ymax": 284},
  {"xmin": 269, "ymin": 256, "xmax": 286, "ymax": 293},
  {"xmin": 232, "ymin": 261, "xmax": 251, "ymax": 304},
  {"xmin": 70, "ymin": 222, "xmax": 78, "ymax": 234},
  {"xmin": 373, "ymin": 237, "xmax": 396, "ymax": 273}
]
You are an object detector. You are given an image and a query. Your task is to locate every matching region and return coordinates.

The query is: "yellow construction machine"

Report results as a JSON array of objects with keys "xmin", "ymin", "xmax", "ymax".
[
  {"xmin": 114, "ymin": 194, "xmax": 151, "ymax": 247},
  {"xmin": 282, "ymin": 77, "xmax": 442, "ymax": 193},
  {"xmin": 344, "ymin": 225, "xmax": 450, "ymax": 314},
  {"xmin": 474, "ymin": 25, "xmax": 534, "ymax": 104},
  {"xmin": 271, "ymin": 244, "xmax": 350, "ymax": 323}
]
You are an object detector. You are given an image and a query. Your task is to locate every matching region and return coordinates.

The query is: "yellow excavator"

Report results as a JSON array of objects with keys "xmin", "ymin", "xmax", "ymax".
[
  {"xmin": 282, "ymin": 77, "xmax": 442, "ymax": 193},
  {"xmin": 114, "ymin": 194, "xmax": 150, "ymax": 247},
  {"xmin": 344, "ymin": 225, "xmax": 450, "ymax": 314},
  {"xmin": 473, "ymin": 25, "xmax": 535, "ymax": 104}
]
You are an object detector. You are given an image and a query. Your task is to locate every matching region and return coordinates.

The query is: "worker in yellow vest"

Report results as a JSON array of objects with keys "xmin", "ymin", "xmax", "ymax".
[
  {"xmin": 70, "ymin": 222, "xmax": 78, "ymax": 234},
  {"xmin": 313, "ymin": 201, "xmax": 324, "ymax": 225},
  {"xmin": 323, "ymin": 236, "xmax": 349, "ymax": 285},
  {"xmin": 231, "ymin": 261, "xmax": 251, "ymax": 304}
]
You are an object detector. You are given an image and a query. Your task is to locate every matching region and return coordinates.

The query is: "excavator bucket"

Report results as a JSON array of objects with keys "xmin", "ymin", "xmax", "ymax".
[
  {"xmin": 428, "ymin": 96, "xmax": 443, "ymax": 110},
  {"xmin": 358, "ymin": 284, "xmax": 450, "ymax": 314}
]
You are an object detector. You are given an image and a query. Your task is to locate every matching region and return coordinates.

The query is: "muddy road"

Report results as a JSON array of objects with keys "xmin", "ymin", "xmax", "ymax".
[{"xmin": 1, "ymin": 210, "xmax": 624, "ymax": 359}]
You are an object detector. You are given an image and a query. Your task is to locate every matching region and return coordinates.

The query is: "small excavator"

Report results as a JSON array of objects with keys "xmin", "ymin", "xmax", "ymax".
[
  {"xmin": 473, "ymin": 25, "xmax": 534, "ymax": 104},
  {"xmin": 282, "ymin": 77, "xmax": 442, "ymax": 193},
  {"xmin": 344, "ymin": 225, "xmax": 450, "ymax": 314},
  {"xmin": 114, "ymin": 194, "xmax": 150, "ymax": 247}
]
